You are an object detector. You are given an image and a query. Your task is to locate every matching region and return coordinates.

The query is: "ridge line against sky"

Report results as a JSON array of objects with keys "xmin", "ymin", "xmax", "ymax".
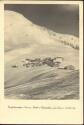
[{"xmin": 4, "ymin": 4, "xmax": 79, "ymax": 37}]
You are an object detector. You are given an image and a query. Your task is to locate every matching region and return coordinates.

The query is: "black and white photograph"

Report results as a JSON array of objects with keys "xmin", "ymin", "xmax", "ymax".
[
  {"xmin": 0, "ymin": 1, "xmax": 83, "ymax": 124},
  {"xmin": 4, "ymin": 4, "xmax": 79, "ymax": 100}
]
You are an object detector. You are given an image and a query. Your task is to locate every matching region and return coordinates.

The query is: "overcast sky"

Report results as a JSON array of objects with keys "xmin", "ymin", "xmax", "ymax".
[{"xmin": 5, "ymin": 4, "xmax": 79, "ymax": 37}]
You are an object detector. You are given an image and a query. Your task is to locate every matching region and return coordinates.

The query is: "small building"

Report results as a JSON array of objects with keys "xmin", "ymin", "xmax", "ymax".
[
  {"xmin": 53, "ymin": 57, "xmax": 64, "ymax": 63},
  {"xmin": 64, "ymin": 65, "xmax": 75, "ymax": 70},
  {"xmin": 12, "ymin": 65, "xmax": 18, "ymax": 68}
]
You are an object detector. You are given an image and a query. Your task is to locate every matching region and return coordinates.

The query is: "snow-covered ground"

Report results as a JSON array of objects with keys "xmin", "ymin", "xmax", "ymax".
[{"xmin": 4, "ymin": 10, "xmax": 79, "ymax": 99}]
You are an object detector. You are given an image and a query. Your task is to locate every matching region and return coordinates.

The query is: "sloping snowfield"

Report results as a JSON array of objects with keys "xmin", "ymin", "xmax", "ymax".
[{"xmin": 4, "ymin": 11, "xmax": 79, "ymax": 99}]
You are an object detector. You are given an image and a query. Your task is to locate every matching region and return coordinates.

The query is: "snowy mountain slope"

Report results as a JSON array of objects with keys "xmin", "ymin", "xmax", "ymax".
[
  {"xmin": 5, "ymin": 10, "xmax": 55, "ymax": 52},
  {"xmin": 5, "ymin": 10, "xmax": 79, "ymax": 66},
  {"xmin": 5, "ymin": 66, "xmax": 79, "ymax": 99},
  {"xmin": 5, "ymin": 10, "xmax": 79, "ymax": 52},
  {"xmin": 4, "ymin": 10, "xmax": 79, "ymax": 99}
]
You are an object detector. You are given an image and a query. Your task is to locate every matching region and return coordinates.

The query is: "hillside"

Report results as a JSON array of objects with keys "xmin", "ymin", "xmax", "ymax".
[{"xmin": 4, "ymin": 10, "xmax": 79, "ymax": 99}]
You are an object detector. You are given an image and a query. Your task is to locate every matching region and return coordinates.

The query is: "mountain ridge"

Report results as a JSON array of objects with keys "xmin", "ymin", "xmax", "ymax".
[{"xmin": 5, "ymin": 10, "xmax": 79, "ymax": 52}]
